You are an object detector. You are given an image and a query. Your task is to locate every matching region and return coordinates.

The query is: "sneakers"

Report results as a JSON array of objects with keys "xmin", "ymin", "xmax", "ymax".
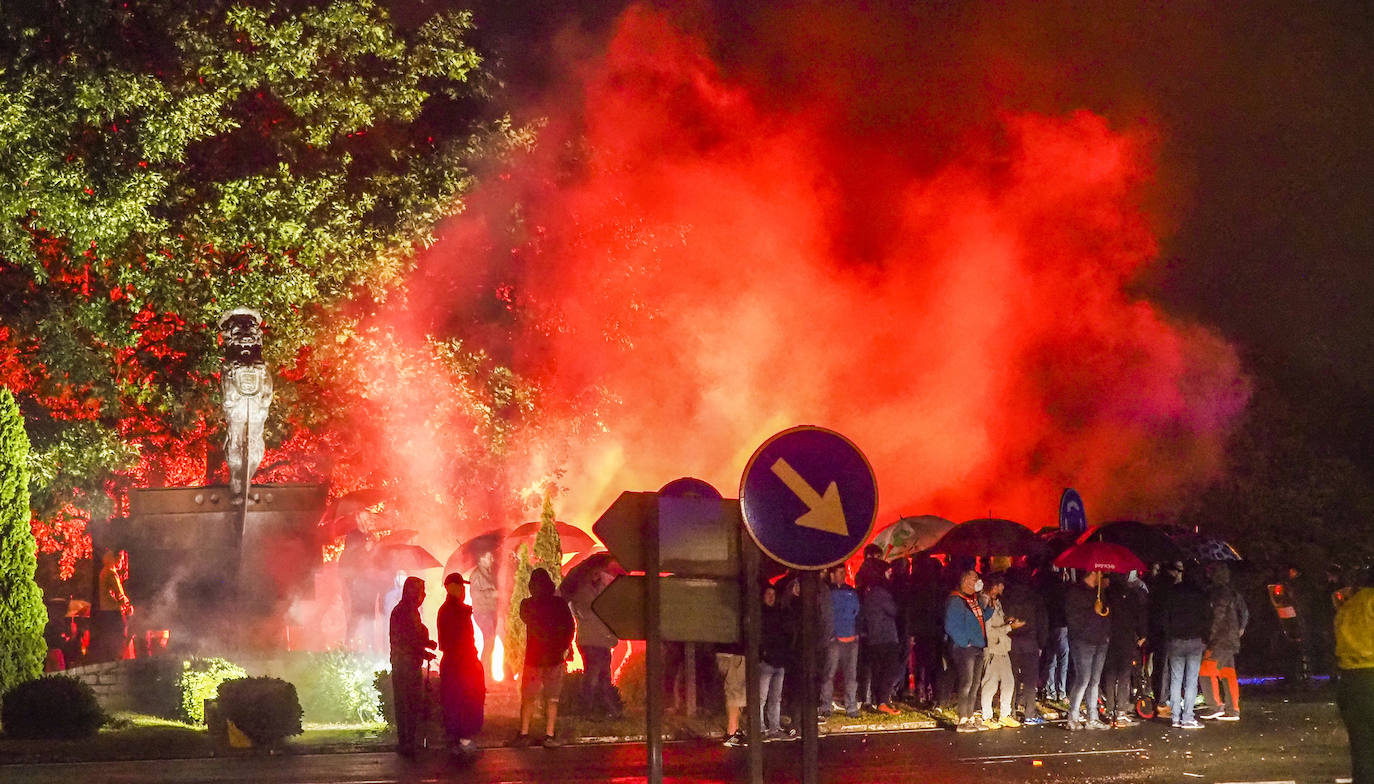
[
  {"xmin": 1155, "ymin": 705, "xmax": 1172, "ymax": 719},
  {"xmin": 1178, "ymin": 720, "xmax": 1204, "ymax": 730},
  {"xmin": 982, "ymin": 717, "xmax": 1003, "ymax": 730},
  {"xmin": 876, "ymin": 703, "xmax": 901, "ymax": 715},
  {"xmin": 1065, "ymin": 719, "xmax": 1084, "ymax": 731},
  {"xmin": 540, "ymin": 735, "xmax": 562, "ymax": 748},
  {"xmin": 1085, "ymin": 719, "xmax": 1111, "ymax": 730},
  {"xmin": 972, "ymin": 718, "xmax": 990, "ymax": 731},
  {"xmin": 1023, "ymin": 716, "xmax": 1046, "ymax": 726},
  {"xmin": 845, "ymin": 711, "xmax": 861, "ymax": 719},
  {"xmin": 1198, "ymin": 708, "xmax": 1226, "ymax": 720},
  {"xmin": 508, "ymin": 733, "xmax": 533, "ymax": 748},
  {"xmin": 999, "ymin": 716, "xmax": 1021, "ymax": 728},
  {"xmin": 1216, "ymin": 713, "xmax": 1241, "ymax": 721},
  {"xmin": 723, "ymin": 731, "xmax": 746, "ymax": 747},
  {"xmin": 955, "ymin": 719, "xmax": 978, "ymax": 733}
]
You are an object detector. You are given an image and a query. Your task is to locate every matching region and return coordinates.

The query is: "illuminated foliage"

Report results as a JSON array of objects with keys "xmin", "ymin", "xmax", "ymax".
[
  {"xmin": 0, "ymin": 0, "xmax": 525, "ymax": 559},
  {"xmin": 0, "ymin": 388, "xmax": 46, "ymax": 696}
]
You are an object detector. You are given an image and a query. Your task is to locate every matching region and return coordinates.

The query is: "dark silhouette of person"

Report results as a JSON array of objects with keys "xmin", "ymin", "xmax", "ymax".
[
  {"xmin": 437, "ymin": 572, "xmax": 485, "ymax": 759},
  {"xmin": 389, "ymin": 576, "xmax": 435, "ymax": 756}
]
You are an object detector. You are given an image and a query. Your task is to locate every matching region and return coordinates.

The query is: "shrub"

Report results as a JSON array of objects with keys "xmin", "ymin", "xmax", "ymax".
[
  {"xmin": 179, "ymin": 657, "xmax": 247, "ymax": 724},
  {"xmin": 294, "ymin": 649, "xmax": 381, "ymax": 723},
  {"xmin": 1, "ymin": 675, "xmax": 106, "ymax": 739},
  {"xmin": 374, "ymin": 669, "xmax": 393, "ymax": 724},
  {"xmin": 0, "ymin": 388, "xmax": 46, "ymax": 697},
  {"xmin": 127, "ymin": 658, "xmax": 182, "ymax": 719},
  {"xmin": 217, "ymin": 677, "xmax": 303, "ymax": 747}
]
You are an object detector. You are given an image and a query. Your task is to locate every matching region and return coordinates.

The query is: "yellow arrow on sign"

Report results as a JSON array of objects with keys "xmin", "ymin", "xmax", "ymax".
[{"xmin": 770, "ymin": 458, "xmax": 848, "ymax": 536}]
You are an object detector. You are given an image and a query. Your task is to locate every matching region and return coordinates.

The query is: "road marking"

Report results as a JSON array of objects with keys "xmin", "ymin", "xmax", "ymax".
[{"xmin": 958, "ymin": 747, "xmax": 1146, "ymax": 762}]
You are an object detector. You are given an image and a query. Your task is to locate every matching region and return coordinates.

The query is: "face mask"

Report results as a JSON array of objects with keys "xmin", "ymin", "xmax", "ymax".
[{"xmin": 973, "ymin": 579, "xmax": 984, "ymax": 593}]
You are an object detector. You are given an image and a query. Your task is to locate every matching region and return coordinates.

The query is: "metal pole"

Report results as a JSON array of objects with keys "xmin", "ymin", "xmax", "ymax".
[
  {"xmin": 645, "ymin": 504, "xmax": 663, "ymax": 784},
  {"xmin": 800, "ymin": 570, "xmax": 819, "ymax": 784},
  {"xmin": 742, "ymin": 530, "xmax": 763, "ymax": 784},
  {"xmin": 685, "ymin": 642, "xmax": 697, "ymax": 717}
]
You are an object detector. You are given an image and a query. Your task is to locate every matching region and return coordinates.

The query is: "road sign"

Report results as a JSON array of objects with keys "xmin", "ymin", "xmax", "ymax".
[
  {"xmin": 1059, "ymin": 488, "xmax": 1087, "ymax": 535},
  {"xmin": 739, "ymin": 426, "xmax": 877, "ymax": 570},
  {"xmin": 591, "ymin": 574, "xmax": 741, "ymax": 643},
  {"xmin": 592, "ymin": 490, "xmax": 740, "ymax": 576}
]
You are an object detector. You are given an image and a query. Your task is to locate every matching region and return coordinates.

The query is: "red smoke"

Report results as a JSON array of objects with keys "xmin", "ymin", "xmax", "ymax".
[{"xmin": 405, "ymin": 6, "xmax": 1249, "ymax": 533}]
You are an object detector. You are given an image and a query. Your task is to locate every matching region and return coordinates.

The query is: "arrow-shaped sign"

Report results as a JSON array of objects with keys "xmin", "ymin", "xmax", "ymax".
[{"xmin": 770, "ymin": 458, "xmax": 847, "ymax": 536}]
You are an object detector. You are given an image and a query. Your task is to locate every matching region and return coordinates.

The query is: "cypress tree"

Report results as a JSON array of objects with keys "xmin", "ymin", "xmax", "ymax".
[
  {"xmin": 0, "ymin": 388, "xmax": 48, "ymax": 696},
  {"xmin": 531, "ymin": 495, "xmax": 563, "ymax": 590},
  {"xmin": 503, "ymin": 543, "xmax": 532, "ymax": 678}
]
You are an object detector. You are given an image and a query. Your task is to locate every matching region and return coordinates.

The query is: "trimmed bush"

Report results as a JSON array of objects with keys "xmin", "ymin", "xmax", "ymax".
[
  {"xmin": 179, "ymin": 657, "xmax": 247, "ymax": 724},
  {"xmin": 217, "ymin": 677, "xmax": 303, "ymax": 747},
  {"xmin": 127, "ymin": 658, "xmax": 183, "ymax": 719},
  {"xmin": 1, "ymin": 675, "xmax": 106, "ymax": 739},
  {"xmin": 0, "ymin": 388, "xmax": 46, "ymax": 697},
  {"xmin": 374, "ymin": 669, "xmax": 393, "ymax": 724},
  {"xmin": 294, "ymin": 649, "xmax": 381, "ymax": 723}
]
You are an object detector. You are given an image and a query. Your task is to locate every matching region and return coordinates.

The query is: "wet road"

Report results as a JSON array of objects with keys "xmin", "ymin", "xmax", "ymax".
[{"xmin": 1, "ymin": 693, "xmax": 1351, "ymax": 783}]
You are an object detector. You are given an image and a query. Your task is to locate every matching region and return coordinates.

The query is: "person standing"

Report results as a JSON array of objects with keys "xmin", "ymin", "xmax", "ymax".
[
  {"xmin": 759, "ymin": 583, "xmax": 795, "ymax": 738},
  {"xmin": 859, "ymin": 562, "xmax": 903, "ymax": 715},
  {"xmin": 469, "ymin": 550, "xmax": 500, "ymax": 679},
  {"xmin": 91, "ymin": 549, "xmax": 133, "ymax": 663},
  {"xmin": 1334, "ymin": 568, "xmax": 1374, "ymax": 784},
  {"xmin": 437, "ymin": 573, "xmax": 485, "ymax": 759},
  {"xmin": 908, "ymin": 556, "xmax": 945, "ymax": 706},
  {"xmin": 946, "ymin": 569, "xmax": 993, "ymax": 732},
  {"xmin": 1161, "ymin": 565, "xmax": 1211, "ymax": 730},
  {"xmin": 979, "ymin": 574, "xmax": 1020, "ymax": 728},
  {"xmin": 1064, "ymin": 571, "xmax": 1112, "ymax": 730},
  {"xmin": 1039, "ymin": 568, "xmax": 1071, "ymax": 703},
  {"xmin": 513, "ymin": 568, "xmax": 575, "ymax": 747},
  {"xmin": 1199, "ymin": 563, "xmax": 1248, "ymax": 721},
  {"xmin": 820, "ymin": 565, "xmax": 862, "ymax": 719},
  {"xmin": 1102, "ymin": 572, "xmax": 1149, "ymax": 727},
  {"xmin": 568, "ymin": 566, "xmax": 621, "ymax": 717},
  {"xmin": 389, "ymin": 576, "xmax": 436, "ymax": 756},
  {"xmin": 1002, "ymin": 568, "xmax": 1049, "ymax": 726}
]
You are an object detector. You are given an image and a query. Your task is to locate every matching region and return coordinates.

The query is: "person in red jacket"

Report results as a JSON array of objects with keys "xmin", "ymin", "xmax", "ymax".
[{"xmin": 437, "ymin": 573, "xmax": 485, "ymax": 760}]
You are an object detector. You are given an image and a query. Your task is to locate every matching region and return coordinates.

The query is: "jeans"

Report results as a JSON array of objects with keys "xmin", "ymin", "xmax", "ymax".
[
  {"xmin": 820, "ymin": 639, "xmax": 859, "ymax": 714},
  {"xmin": 760, "ymin": 662, "xmax": 786, "ymax": 732},
  {"xmin": 1011, "ymin": 647, "xmax": 1041, "ymax": 719},
  {"xmin": 1167, "ymin": 638, "xmax": 1205, "ymax": 724},
  {"xmin": 1101, "ymin": 646, "xmax": 1136, "ymax": 716},
  {"xmin": 1068, "ymin": 641, "xmax": 1108, "ymax": 723},
  {"xmin": 864, "ymin": 642, "xmax": 903, "ymax": 707},
  {"xmin": 578, "ymin": 644, "xmax": 618, "ymax": 714},
  {"xmin": 1042, "ymin": 627, "xmax": 1069, "ymax": 697},
  {"xmin": 949, "ymin": 644, "xmax": 986, "ymax": 720}
]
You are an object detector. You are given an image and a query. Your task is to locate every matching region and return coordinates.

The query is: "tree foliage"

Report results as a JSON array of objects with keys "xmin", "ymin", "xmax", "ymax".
[
  {"xmin": 502, "ymin": 541, "xmax": 532, "ymax": 678},
  {"xmin": 0, "ymin": 0, "xmax": 528, "ymax": 555},
  {"xmin": 0, "ymin": 388, "xmax": 47, "ymax": 697}
]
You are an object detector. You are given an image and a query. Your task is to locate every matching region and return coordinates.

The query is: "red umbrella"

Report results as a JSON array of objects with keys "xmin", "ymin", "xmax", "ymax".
[
  {"xmin": 506, "ymin": 520, "xmax": 596, "ymax": 551},
  {"xmin": 1053, "ymin": 541, "xmax": 1146, "ymax": 574}
]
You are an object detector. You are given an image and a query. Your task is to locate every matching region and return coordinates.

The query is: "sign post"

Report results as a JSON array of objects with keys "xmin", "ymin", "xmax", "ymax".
[
  {"xmin": 1059, "ymin": 487, "xmax": 1087, "ymax": 536},
  {"xmin": 740, "ymin": 426, "xmax": 878, "ymax": 784}
]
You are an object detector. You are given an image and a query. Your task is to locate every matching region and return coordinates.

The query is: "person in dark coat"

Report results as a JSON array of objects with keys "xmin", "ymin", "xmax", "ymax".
[
  {"xmin": 437, "ymin": 572, "xmax": 485, "ymax": 759},
  {"xmin": 760, "ymin": 583, "xmax": 795, "ymax": 737},
  {"xmin": 1199, "ymin": 563, "xmax": 1248, "ymax": 720},
  {"xmin": 389, "ymin": 576, "xmax": 436, "ymax": 756},
  {"xmin": 1102, "ymin": 572, "xmax": 1149, "ymax": 726},
  {"xmin": 1001, "ymin": 568, "xmax": 1049, "ymax": 725},
  {"xmin": 1161, "ymin": 565, "xmax": 1212, "ymax": 728},
  {"xmin": 907, "ymin": 556, "xmax": 945, "ymax": 706},
  {"xmin": 859, "ymin": 562, "xmax": 902, "ymax": 714},
  {"xmin": 1064, "ymin": 571, "xmax": 1112, "ymax": 730},
  {"xmin": 513, "ymin": 568, "xmax": 575, "ymax": 747}
]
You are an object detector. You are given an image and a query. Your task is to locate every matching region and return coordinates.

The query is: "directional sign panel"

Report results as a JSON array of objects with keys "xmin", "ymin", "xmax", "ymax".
[
  {"xmin": 592, "ymin": 490, "xmax": 739, "ymax": 576},
  {"xmin": 591, "ymin": 574, "xmax": 741, "ymax": 643},
  {"xmin": 1059, "ymin": 488, "xmax": 1087, "ymax": 535},
  {"xmin": 739, "ymin": 426, "xmax": 877, "ymax": 570}
]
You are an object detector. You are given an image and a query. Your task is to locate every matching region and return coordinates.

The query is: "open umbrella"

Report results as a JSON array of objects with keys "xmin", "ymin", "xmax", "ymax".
[
  {"xmin": 445, "ymin": 529, "xmax": 508, "ymax": 575},
  {"xmin": 507, "ymin": 520, "xmax": 596, "ymax": 552},
  {"xmin": 317, "ymin": 487, "xmax": 392, "ymax": 541},
  {"xmin": 1053, "ymin": 541, "xmax": 1147, "ymax": 574},
  {"xmin": 1079, "ymin": 520, "xmax": 1185, "ymax": 565},
  {"xmin": 377, "ymin": 543, "xmax": 442, "ymax": 571},
  {"xmin": 870, "ymin": 515, "xmax": 955, "ymax": 559},
  {"xmin": 929, "ymin": 518, "xmax": 1042, "ymax": 558},
  {"xmin": 560, "ymin": 551, "xmax": 624, "ymax": 598},
  {"xmin": 1173, "ymin": 532, "xmax": 1242, "ymax": 562}
]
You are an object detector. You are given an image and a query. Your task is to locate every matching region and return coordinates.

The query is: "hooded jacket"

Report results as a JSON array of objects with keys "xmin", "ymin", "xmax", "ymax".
[
  {"xmin": 520, "ymin": 569, "xmax": 575, "ymax": 667},
  {"xmin": 1001, "ymin": 579, "xmax": 1049, "ymax": 653},
  {"xmin": 860, "ymin": 580, "xmax": 900, "ymax": 645},
  {"xmin": 1205, "ymin": 565, "xmax": 1249, "ymax": 652},
  {"xmin": 982, "ymin": 595, "xmax": 1012, "ymax": 655}
]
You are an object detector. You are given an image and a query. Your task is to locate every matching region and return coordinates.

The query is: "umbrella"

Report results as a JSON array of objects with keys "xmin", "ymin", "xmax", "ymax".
[
  {"xmin": 870, "ymin": 515, "xmax": 955, "ymax": 559},
  {"xmin": 507, "ymin": 520, "xmax": 596, "ymax": 552},
  {"xmin": 445, "ymin": 529, "xmax": 508, "ymax": 575},
  {"xmin": 928, "ymin": 518, "xmax": 1042, "ymax": 558},
  {"xmin": 1079, "ymin": 520, "xmax": 1185, "ymax": 564},
  {"xmin": 377, "ymin": 543, "xmax": 442, "ymax": 571},
  {"xmin": 317, "ymin": 487, "xmax": 392, "ymax": 541},
  {"xmin": 1053, "ymin": 541, "xmax": 1147, "ymax": 574},
  {"xmin": 560, "ymin": 551, "xmax": 624, "ymax": 597},
  {"xmin": 1173, "ymin": 532, "xmax": 1242, "ymax": 562}
]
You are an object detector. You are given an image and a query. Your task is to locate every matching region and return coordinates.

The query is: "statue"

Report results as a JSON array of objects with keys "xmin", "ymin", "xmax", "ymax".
[{"xmin": 219, "ymin": 308, "xmax": 273, "ymax": 498}]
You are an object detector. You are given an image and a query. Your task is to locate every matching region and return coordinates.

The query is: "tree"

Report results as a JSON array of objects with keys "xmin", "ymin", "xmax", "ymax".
[
  {"xmin": 0, "ymin": 388, "xmax": 47, "ymax": 695},
  {"xmin": 0, "ymin": 0, "xmax": 530, "ymax": 568},
  {"xmin": 502, "ymin": 495, "xmax": 566, "ymax": 675},
  {"xmin": 531, "ymin": 494, "xmax": 563, "ymax": 590}
]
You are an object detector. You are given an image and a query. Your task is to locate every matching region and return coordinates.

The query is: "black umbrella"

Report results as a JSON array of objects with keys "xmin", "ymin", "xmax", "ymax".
[
  {"xmin": 929, "ymin": 518, "xmax": 1043, "ymax": 558},
  {"xmin": 560, "ymin": 551, "xmax": 623, "ymax": 598},
  {"xmin": 445, "ymin": 529, "xmax": 509, "ymax": 575},
  {"xmin": 1080, "ymin": 520, "xmax": 1185, "ymax": 565}
]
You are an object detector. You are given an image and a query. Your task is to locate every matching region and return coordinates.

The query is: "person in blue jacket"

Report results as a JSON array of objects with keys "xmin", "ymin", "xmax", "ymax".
[
  {"xmin": 820, "ymin": 565, "xmax": 862, "ymax": 718},
  {"xmin": 946, "ymin": 569, "xmax": 995, "ymax": 732}
]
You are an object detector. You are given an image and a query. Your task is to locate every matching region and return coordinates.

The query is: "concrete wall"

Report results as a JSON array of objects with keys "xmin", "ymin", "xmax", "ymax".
[{"xmin": 64, "ymin": 660, "xmax": 135, "ymax": 713}]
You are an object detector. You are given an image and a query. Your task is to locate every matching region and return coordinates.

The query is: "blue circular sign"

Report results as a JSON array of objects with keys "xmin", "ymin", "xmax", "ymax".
[
  {"xmin": 1059, "ymin": 488, "xmax": 1087, "ymax": 535},
  {"xmin": 739, "ymin": 426, "xmax": 877, "ymax": 570}
]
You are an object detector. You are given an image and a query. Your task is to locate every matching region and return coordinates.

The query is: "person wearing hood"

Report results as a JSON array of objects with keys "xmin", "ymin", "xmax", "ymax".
[
  {"xmin": 389, "ymin": 576, "xmax": 436, "ymax": 756},
  {"xmin": 512, "ymin": 568, "xmax": 575, "ymax": 747},
  {"xmin": 1199, "ymin": 563, "xmax": 1248, "ymax": 721},
  {"xmin": 567, "ymin": 566, "xmax": 621, "ymax": 718},
  {"xmin": 1161, "ymin": 564, "xmax": 1212, "ymax": 729},
  {"xmin": 1102, "ymin": 571, "xmax": 1149, "ymax": 727},
  {"xmin": 946, "ymin": 569, "xmax": 995, "ymax": 732},
  {"xmin": 859, "ymin": 561, "xmax": 902, "ymax": 715},
  {"xmin": 979, "ymin": 574, "xmax": 1021, "ymax": 728},
  {"xmin": 437, "ymin": 573, "xmax": 485, "ymax": 759}
]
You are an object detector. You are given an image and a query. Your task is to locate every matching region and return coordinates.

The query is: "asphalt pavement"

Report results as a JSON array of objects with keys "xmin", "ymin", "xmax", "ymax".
[{"xmin": 0, "ymin": 690, "xmax": 1352, "ymax": 783}]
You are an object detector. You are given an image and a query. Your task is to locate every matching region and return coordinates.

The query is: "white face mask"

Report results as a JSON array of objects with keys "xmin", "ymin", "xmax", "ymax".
[{"xmin": 973, "ymin": 579, "xmax": 984, "ymax": 593}]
